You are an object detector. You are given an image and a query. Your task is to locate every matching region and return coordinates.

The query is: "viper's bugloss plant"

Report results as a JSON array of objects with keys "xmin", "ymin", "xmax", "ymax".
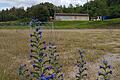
[
  {"xmin": 29, "ymin": 27, "xmax": 53, "ymax": 80},
  {"xmin": 76, "ymin": 50, "xmax": 87, "ymax": 80},
  {"xmin": 19, "ymin": 27, "xmax": 64, "ymax": 80},
  {"xmin": 19, "ymin": 64, "xmax": 32, "ymax": 80},
  {"xmin": 48, "ymin": 43, "xmax": 64, "ymax": 80},
  {"xmin": 96, "ymin": 60, "xmax": 112, "ymax": 80}
]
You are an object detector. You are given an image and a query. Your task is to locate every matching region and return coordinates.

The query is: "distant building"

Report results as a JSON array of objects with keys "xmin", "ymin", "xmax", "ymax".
[
  {"xmin": 90, "ymin": 16, "xmax": 110, "ymax": 21},
  {"xmin": 54, "ymin": 13, "xmax": 89, "ymax": 21},
  {"xmin": 91, "ymin": 16, "xmax": 102, "ymax": 21}
]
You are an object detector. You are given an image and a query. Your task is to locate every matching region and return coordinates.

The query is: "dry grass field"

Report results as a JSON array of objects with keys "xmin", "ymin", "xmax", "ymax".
[{"xmin": 0, "ymin": 29, "xmax": 120, "ymax": 80}]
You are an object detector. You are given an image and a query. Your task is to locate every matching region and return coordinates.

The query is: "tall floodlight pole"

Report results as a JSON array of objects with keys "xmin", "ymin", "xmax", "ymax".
[
  {"xmin": 87, "ymin": 0, "xmax": 89, "ymax": 20},
  {"xmin": 87, "ymin": 0, "xmax": 88, "ymax": 12}
]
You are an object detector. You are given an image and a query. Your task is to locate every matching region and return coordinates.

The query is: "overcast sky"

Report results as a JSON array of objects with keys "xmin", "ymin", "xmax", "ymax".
[{"xmin": 0, "ymin": 0, "xmax": 89, "ymax": 10}]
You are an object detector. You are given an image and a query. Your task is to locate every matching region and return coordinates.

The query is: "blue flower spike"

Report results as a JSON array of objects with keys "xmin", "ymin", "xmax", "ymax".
[
  {"xmin": 19, "ymin": 27, "xmax": 64, "ymax": 80},
  {"xmin": 48, "ymin": 42, "xmax": 64, "ymax": 80},
  {"xmin": 29, "ymin": 28, "xmax": 52, "ymax": 80},
  {"xmin": 76, "ymin": 49, "xmax": 87, "ymax": 80},
  {"xmin": 97, "ymin": 60, "xmax": 112, "ymax": 80},
  {"xmin": 19, "ymin": 64, "xmax": 31, "ymax": 80}
]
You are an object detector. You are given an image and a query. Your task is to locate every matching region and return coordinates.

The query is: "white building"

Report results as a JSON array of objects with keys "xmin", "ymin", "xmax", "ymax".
[{"xmin": 54, "ymin": 13, "xmax": 89, "ymax": 21}]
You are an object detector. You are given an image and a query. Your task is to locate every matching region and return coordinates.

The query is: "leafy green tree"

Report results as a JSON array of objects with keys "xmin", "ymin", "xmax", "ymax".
[
  {"xmin": 106, "ymin": 0, "xmax": 120, "ymax": 18},
  {"xmin": 74, "ymin": 4, "xmax": 83, "ymax": 13},
  {"xmin": 83, "ymin": 0, "xmax": 109, "ymax": 20},
  {"xmin": 0, "ymin": 0, "xmax": 120, "ymax": 22},
  {"xmin": 43, "ymin": 2, "xmax": 55, "ymax": 18},
  {"xmin": 31, "ymin": 4, "xmax": 50, "ymax": 22},
  {"xmin": 109, "ymin": 5, "xmax": 120, "ymax": 18}
]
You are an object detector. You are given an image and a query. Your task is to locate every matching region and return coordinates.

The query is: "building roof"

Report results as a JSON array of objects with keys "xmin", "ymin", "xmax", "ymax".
[{"xmin": 55, "ymin": 13, "xmax": 89, "ymax": 16}]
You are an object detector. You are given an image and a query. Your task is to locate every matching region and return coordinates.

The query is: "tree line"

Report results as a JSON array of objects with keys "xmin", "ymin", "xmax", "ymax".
[{"xmin": 0, "ymin": 0, "xmax": 120, "ymax": 22}]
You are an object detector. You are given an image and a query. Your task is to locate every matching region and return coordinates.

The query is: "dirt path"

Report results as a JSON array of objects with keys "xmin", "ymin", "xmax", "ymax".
[
  {"xmin": 64, "ymin": 53, "xmax": 120, "ymax": 80},
  {"xmin": 70, "ymin": 53, "xmax": 120, "ymax": 80}
]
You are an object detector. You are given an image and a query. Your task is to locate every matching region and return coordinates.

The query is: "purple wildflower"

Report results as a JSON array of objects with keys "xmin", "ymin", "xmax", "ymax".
[
  {"xmin": 108, "ymin": 65, "xmax": 112, "ymax": 69},
  {"xmin": 98, "ymin": 71, "xmax": 102, "ymax": 76},
  {"xmin": 39, "ymin": 31, "xmax": 42, "ymax": 35},
  {"xmin": 32, "ymin": 64, "xmax": 37, "ymax": 68},
  {"xmin": 30, "ymin": 34, "xmax": 34, "ymax": 37},
  {"xmin": 103, "ymin": 60, "xmax": 108, "ymax": 64},
  {"xmin": 96, "ymin": 78, "xmax": 98, "ymax": 80},
  {"xmin": 76, "ymin": 50, "xmax": 87, "ymax": 80},
  {"xmin": 109, "ymin": 70, "xmax": 112, "ymax": 74},
  {"xmin": 41, "ymin": 76, "xmax": 47, "ymax": 80},
  {"xmin": 45, "ymin": 66, "xmax": 52, "ymax": 70},
  {"xmin": 51, "ymin": 74, "xmax": 55, "ymax": 79},
  {"xmin": 100, "ymin": 65, "xmax": 104, "ymax": 69},
  {"xmin": 38, "ymin": 59, "xmax": 42, "ymax": 62},
  {"xmin": 43, "ymin": 42, "xmax": 47, "ymax": 50},
  {"xmin": 36, "ymin": 28, "xmax": 39, "ymax": 32},
  {"xmin": 97, "ymin": 60, "xmax": 112, "ymax": 80}
]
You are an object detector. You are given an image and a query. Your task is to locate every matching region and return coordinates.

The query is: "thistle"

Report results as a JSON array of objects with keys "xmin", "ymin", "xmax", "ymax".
[
  {"xmin": 96, "ymin": 60, "xmax": 112, "ymax": 80},
  {"xmin": 48, "ymin": 43, "xmax": 64, "ymax": 80},
  {"xmin": 76, "ymin": 50, "xmax": 87, "ymax": 80}
]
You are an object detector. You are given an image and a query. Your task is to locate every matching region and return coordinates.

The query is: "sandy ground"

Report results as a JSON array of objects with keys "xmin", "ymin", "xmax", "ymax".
[{"xmin": 0, "ymin": 29, "xmax": 120, "ymax": 80}]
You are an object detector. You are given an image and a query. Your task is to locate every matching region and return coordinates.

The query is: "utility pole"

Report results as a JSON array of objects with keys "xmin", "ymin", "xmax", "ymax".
[
  {"xmin": 87, "ymin": 0, "xmax": 89, "ymax": 20},
  {"xmin": 87, "ymin": 0, "xmax": 88, "ymax": 13}
]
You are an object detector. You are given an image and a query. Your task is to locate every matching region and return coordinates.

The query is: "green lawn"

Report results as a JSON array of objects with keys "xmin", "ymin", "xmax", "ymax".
[
  {"xmin": 0, "ymin": 26, "xmax": 29, "ymax": 29},
  {"xmin": 0, "ymin": 18, "xmax": 120, "ymax": 29},
  {"xmin": 54, "ymin": 18, "xmax": 120, "ymax": 29}
]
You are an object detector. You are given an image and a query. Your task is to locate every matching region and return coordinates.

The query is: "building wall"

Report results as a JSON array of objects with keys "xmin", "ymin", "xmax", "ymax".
[{"xmin": 55, "ymin": 15, "xmax": 89, "ymax": 21}]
